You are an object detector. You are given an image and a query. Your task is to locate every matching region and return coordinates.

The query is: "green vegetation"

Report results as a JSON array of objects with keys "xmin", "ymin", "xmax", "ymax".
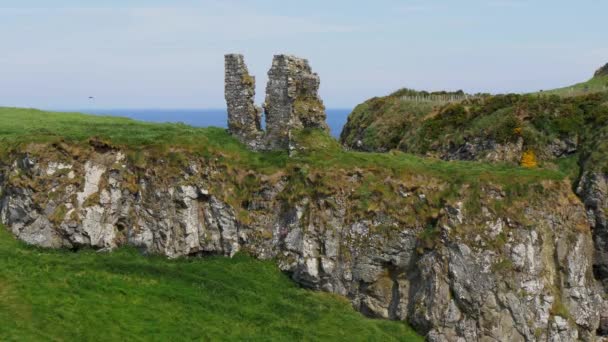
[
  {"xmin": 340, "ymin": 88, "xmax": 608, "ymax": 179},
  {"xmin": 0, "ymin": 227, "xmax": 421, "ymax": 341},
  {"xmin": 0, "ymin": 107, "xmax": 568, "ymax": 186},
  {"xmin": 549, "ymin": 296, "xmax": 571, "ymax": 320},
  {"xmin": 340, "ymin": 65, "xmax": 608, "ymax": 178},
  {"xmin": 339, "ymin": 93, "xmax": 439, "ymax": 151},
  {"xmin": 541, "ymin": 75, "xmax": 608, "ymax": 97},
  {"xmin": 0, "ymin": 107, "xmax": 288, "ymax": 172},
  {"xmin": 0, "ymin": 107, "xmax": 570, "ymax": 239},
  {"xmin": 293, "ymin": 129, "xmax": 565, "ymax": 184}
]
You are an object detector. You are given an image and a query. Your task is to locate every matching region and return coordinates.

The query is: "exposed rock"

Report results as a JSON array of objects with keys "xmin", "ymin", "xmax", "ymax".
[
  {"xmin": 577, "ymin": 171, "xmax": 608, "ymax": 285},
  {"xmin": 0, "ymin": 144, "xmax": 603, "ymax": 341},
  {"xmin": 548, "ymin": 137, "xmax": 578, "ymax": 158},
  {"xmin": 224, "ymin": 54, "xmax": 263, "ymax": 148},
  {"xmin": 440, "ymin": 135, "xmax": 578, "ymax": 163},
  {"xmin": 444, "ymin": 137, "xmax": 525, "ymax": 163}
]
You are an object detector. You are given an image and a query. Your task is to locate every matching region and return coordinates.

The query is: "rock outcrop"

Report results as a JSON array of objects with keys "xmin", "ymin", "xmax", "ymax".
[
  {"xmin": 224, "ymin": 54, "xmax": 263, "ymax": 149},
  {"xmin": 0, "ymin": 143, "xmax": 603, "ymax": 341},
  {"xmin": 225, "ymin": 54, "xmax": 328, "ymax": 151}
]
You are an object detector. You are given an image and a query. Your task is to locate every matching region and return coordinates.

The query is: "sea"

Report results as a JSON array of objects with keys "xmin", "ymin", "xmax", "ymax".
[{"xmin": 74, "ymin": 108, "xmax": 352, "ymax": 139}]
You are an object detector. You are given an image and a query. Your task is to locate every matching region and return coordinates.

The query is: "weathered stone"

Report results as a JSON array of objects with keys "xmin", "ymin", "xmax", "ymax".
[
  {"xmin": 0, "ymin": 145, "xmax": 604, "ymax": 341},
  {"xmin": 224, "ymin": 54, "xmax": 263, "ymax": 148},
  {"xmin": 224, "ymin": 54, "xmax": 329, "ymax": 151},
  {"xmin": 577, "ymin": 171, "xmax": 608, "ymax": 284},
  {"xmin": 264, "ymin": 54, "xmax": 329, "ymax": 150}
]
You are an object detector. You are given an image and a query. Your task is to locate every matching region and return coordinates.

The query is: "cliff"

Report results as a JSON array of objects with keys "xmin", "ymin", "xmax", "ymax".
[
  {"xmin": 340, "ymin": 67, "xmax": 608, "ymax": 340},
  {"xmin": 0, "ymin": 107, "xmax": 604, "ymax": 341}
]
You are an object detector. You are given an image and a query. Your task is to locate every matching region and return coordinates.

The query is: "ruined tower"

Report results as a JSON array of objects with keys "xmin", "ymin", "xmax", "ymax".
[
  {"xmin": 263, "ymin": 55, "xmax": 329, "ymax": 150},
  {"xmin": 224, "ymin": 54, "xmax": 263, "ymax": 148},
  {"xmin": 224, "ymin": 54, "xmax": 329, "ymax": 151}
]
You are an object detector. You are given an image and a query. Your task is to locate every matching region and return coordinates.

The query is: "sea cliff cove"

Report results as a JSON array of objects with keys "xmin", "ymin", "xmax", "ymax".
[{"xmin": 1, "ymin": 2, "xmax": 608, "ymax": 341}]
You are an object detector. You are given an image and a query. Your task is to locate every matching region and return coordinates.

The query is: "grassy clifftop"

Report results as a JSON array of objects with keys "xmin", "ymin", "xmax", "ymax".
[
  {"xmin": 340, "ymin": 85, "xmax": 608, "ymax": 177},
  {"xmin": 340, "ymin": 64, "xmax": 608, "ymax": 167},
  {"xmin": 0, "ymin": 107, "xmax": 567, "ymax": 185}
]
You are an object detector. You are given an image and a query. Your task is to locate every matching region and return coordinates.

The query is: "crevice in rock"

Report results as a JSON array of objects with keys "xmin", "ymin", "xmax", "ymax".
[
  {"xmin": 387, "ymin": 265, "xmax": 401, "ymax": 320},
  {"xmin": 88, "ymin": 138, "xmax": 115, "ymax": 154}
]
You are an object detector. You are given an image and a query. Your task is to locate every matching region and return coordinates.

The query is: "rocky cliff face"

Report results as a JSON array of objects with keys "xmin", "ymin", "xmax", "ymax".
[
  {"xmin": 0, "ymin": 141, "xmax": 603, "ymax": 341},
  {"xmin": 340, "ymin": 89, "xmax": 608, "ymax": 338}
]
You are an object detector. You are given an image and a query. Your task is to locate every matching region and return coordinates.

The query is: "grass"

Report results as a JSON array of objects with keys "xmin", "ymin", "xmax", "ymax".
[
  {"xmin": 0, "ymin": 107, "xmax": 567, "ymax": 186},
  {"xmin": 294, "ymin": 129, "xmax": 566, "ymax": 185},
  {"xmin": 340, "ymin": 88, "xmax": 608, "ymax": 180},
  {"xmin": 0, "ymin": 107, "xmax": 287, "ymax": 172},
  {"xmin": 541, "ymin": 75, "xmax": 608, "ymax": 97},
  {"xmin": 0, "ymin": 107, "xmax": 229, "ymax": 147},
  {"xmin": 0, "ymin": 227, "xmax": 422, "ymax": 341},
  {"xmin": 339, "ymin": 94, "xmax": 439, "ymax": 151}
]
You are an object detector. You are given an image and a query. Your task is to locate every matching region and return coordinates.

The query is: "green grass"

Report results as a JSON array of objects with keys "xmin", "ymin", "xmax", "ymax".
[
  {"xmin": 0, "ymin": 107, "xmax": 227, "ymax": 147},
  {"xmin": 0, "ymin": 107, "xmax": 566, "ymax": 186},
  {"xmin": 0, "ymin": 107, "xmax": 288, "ymax": 171},
  {"xmin": 540, "ymin": 75, "xmax": 608, "ymax": 97},
  {"xmin": 295, "ymin": 129, "xmax": 566, "ymax": 184},
  {"xmin": 0, "ymin": 227, "xmax": 421, "ymax": 341},
  {"xmin": 339, "ymin": 94, "xmax": 439, "ymax": 151}
]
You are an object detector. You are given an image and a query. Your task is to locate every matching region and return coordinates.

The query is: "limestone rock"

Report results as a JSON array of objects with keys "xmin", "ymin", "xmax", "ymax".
[{"xmin": 0, "ymin": 145, "xmax": 604, "ymax": 341}]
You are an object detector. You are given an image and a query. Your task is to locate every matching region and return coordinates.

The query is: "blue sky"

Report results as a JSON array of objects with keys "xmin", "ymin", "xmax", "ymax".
[{"xmin": 1, "ymin": 0, "xmax": 606, "ymax": 109}]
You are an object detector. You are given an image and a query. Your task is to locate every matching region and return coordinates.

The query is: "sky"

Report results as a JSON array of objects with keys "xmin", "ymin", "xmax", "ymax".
[{"xmin": 1, "ymin": 0, "xmax": 606, "ymax": 109}]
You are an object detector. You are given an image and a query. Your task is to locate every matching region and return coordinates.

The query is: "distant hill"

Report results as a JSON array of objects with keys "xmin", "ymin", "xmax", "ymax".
[
  {"xmin": 341, "ymin": 62, "xmax": 608, "ymax": 155},
  {"xmin": 595, "ymin": 63, "xmax": 608, "ymax": 77},
  {"xmin": 540, "ymin": 63, "xmax": 608, "ymax": 96}
]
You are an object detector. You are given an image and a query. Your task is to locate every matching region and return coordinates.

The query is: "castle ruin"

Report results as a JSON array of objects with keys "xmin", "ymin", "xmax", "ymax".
[{"xmin": 224, "ymin": 54, "xmax": 329, "ymax": 151}]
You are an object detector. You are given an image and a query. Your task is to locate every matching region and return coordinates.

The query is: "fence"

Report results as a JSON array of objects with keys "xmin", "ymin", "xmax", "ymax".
[{"xmin": 399, "ymin": 94, "xmax": 475, "ymax": 103}]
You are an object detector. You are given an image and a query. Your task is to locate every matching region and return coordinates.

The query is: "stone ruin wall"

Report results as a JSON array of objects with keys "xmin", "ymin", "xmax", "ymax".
[
  {"xmin": 223, "ymin": 54, "xmax": 264, "ymax": 150},
  {"xmin": 224, "ymin": 54, "xmax": 329, "ymax": 151}
]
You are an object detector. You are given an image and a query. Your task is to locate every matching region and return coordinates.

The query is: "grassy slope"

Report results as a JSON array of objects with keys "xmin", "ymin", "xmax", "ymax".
[
  {"xmin": 541, "ymin": 75, "xmax": 608, "ymax": 96},
  {"xmin": 0, "ymin": 227, "xmax": 421, "ymax": 341},
  {"xmin": 340, "ymin": 72, "xmax": 608, "ymax": 157},
  {"xmin": 340, "ymin": 89, "xmax": 608, "ymax": 173}
]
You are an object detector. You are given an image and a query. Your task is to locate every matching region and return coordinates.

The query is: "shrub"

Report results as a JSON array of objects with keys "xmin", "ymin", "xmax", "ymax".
[{"xmin": 520, "ymin": 150, "xmax": 538, "ymax": 168}]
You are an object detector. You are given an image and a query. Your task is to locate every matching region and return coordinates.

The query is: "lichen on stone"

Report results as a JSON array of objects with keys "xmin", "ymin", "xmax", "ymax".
[
  {"xmin": 224, "ymin": 54, "xmax": 263, "ymax": 147},
  {"xmin": 224, "ymin": 54, "xmax": 329, "ymax": 151}
]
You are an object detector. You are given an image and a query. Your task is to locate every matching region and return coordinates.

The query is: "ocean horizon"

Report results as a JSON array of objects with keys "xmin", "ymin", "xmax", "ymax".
[{"xmin": 59, "ymin": 108, "xmax": 352, "ymax": 138}]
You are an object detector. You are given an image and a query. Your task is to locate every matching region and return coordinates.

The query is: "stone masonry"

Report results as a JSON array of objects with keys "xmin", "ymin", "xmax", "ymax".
[
  {"xmin": 224, "ymin": 54, "xmax": 329, "ymax": 151},
  {"xmin": 224, "ymin": 54, "xmax": 263, "ymax": 149}
]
